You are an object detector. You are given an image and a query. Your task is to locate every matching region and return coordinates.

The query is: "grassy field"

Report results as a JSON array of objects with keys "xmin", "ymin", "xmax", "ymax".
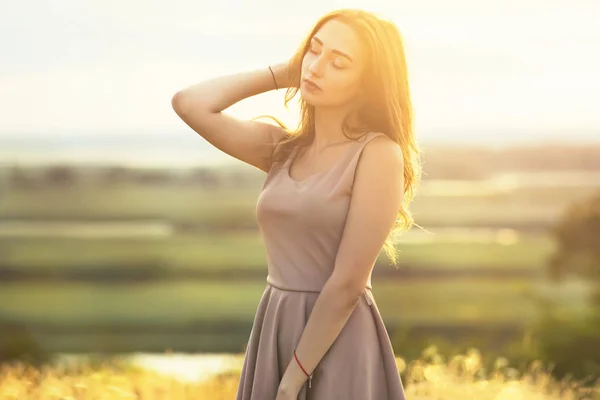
[{"xmin": 1, "ymin": 347, "xmax": 598, "ymax": 400}]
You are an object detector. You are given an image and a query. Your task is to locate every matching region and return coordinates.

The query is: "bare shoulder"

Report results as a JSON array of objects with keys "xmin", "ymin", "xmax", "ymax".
[{"xmin": 360, "ymin": 132, "xmax": 403, "ymax": 172}]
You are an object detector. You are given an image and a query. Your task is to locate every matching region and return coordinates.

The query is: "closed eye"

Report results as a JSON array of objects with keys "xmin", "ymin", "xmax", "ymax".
[
  {"xmin": 332, "ymin": 58, "xmax": 348, "ymax": 70},
  {"xmin": 308, "ymin": 44, "xmax": 321, "ymax": 55},
  {"xmin": 307, "ymin": 40, "xmax": 348, "ymax": 70}
]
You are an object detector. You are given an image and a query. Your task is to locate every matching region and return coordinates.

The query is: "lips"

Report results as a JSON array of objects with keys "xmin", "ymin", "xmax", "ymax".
[{"xmin": 303, "ymin": 78, "xmax": 322, "ymax": 91}]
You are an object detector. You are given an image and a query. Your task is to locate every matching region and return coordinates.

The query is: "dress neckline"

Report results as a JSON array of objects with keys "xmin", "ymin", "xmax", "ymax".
[{"xmin": 286, "ymin": 134, "xmax": 373, "ymax": 184}]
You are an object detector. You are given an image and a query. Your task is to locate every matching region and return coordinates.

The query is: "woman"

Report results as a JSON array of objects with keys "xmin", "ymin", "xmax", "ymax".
[{"xmin": 172, "ymin": 8, "xmax": 421, "ymax": 400}]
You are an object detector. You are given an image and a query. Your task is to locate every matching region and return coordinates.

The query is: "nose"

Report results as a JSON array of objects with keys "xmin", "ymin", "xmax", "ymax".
[{"xmin": 308, "ymin": 56, "xmax": 326, "ymax": 78}]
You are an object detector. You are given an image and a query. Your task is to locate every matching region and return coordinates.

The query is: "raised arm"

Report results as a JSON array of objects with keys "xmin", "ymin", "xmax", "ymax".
[{"xmin": 171, "ymin": 62, "xmax": 293, "ymax": 173}]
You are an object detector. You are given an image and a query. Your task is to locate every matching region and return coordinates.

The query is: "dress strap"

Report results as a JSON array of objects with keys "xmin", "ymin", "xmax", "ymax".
[
  {"xmin": 345, "ymin": 131, "xmax": 388, "ymax": 179},
  {"xmin": 317, "ymin": 131, "xmax": 387, "ymax": 193}
]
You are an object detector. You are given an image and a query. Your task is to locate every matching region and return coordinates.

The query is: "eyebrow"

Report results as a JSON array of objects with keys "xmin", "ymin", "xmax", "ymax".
[{"xmin": 312, "ymin": 36, "xmax": 354, "ymax": 63}]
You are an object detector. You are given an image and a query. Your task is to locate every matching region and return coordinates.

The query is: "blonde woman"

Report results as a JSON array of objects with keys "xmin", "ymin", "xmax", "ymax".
[{"xmin": 172, "ymin": 8, "xmax": 421, "ymax": 400}]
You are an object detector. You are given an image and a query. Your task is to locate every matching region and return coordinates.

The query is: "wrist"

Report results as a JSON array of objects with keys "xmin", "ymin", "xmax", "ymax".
[
  {"xmin": 281, "ymin": 356, "xmax": 309, "ymax": 393},
  {"xmin": 270, "ymin": 62, "xmax": 293, "ymax": 89}
]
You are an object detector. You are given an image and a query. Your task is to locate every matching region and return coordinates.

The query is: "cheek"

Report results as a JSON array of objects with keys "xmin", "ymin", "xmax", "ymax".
[{"xmin": 328, "ymin": 71, "xmax": 362, "ymax": 99}]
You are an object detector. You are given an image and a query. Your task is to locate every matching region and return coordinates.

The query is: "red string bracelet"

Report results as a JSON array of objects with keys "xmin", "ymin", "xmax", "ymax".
[{"xmin": 293, "ymin": 350, "xmax": 313, "ymax": 388}]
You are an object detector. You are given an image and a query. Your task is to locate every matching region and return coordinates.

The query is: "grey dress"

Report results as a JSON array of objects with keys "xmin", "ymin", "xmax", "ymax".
[{"xmin": 235, "ymin": 131, "xmax": 407, "ymax": 400}]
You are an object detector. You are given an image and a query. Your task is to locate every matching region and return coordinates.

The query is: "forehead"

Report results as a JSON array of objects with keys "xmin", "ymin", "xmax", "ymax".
[{"xmin": 312, "ymin": 19, "xmax": 363, "ymax": 61}]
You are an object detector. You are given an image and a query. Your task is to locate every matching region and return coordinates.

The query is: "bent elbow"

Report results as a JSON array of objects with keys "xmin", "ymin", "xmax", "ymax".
[{"xmin": 171, "ymin": 91, "xmax": 188, "ymax": 115}]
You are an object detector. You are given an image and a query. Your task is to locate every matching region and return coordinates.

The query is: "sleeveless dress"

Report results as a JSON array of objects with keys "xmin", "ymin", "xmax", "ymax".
[{"xmin": 235, "ymin": 131, "xmax": 407, "ymax": 400}]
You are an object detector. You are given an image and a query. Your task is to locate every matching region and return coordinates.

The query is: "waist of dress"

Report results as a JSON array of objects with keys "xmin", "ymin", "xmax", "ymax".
[{"xmin": 266, "ymin": 279, "xmax": 374, "ymax": 305}]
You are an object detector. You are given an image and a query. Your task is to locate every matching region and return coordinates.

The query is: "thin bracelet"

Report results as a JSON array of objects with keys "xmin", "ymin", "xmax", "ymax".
[
  {"xmin": 268, "ymin": 66, "xmax": 279, "ymax": 90},
  {"xmin": 294, "ymin": 350, "xmax": 313, "ymax": 388}
]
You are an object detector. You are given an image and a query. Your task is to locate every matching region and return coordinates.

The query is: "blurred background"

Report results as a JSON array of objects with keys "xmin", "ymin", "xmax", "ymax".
[{"xmin": 1, "ymin": 0, "xmax": 599, "ymax": 385}]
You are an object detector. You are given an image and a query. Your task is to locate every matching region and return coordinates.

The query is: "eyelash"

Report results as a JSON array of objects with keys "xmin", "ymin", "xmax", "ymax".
[{"xmin": 308, "ymin": 47, "xmax": 345, "ymax": 70}]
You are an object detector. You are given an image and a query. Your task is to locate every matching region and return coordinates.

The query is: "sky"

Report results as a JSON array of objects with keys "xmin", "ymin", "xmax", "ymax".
[{"xmin": 1, "ymin": 0, "xmax": 599, "ymax": 143}]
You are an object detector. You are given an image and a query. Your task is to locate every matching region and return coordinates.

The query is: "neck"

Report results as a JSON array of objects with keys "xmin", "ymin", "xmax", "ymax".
[{"xmin": 312, "ymin": 104, "xmax": 357, "ymax": 150}]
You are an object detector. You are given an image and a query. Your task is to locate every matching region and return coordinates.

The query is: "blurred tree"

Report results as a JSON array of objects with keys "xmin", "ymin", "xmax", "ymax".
[
  {"xmin": 44, "ymin": 165, "xmax": 77, "ymax": 186},
  {"xmin": 9, "ymin": 165, "xmax": 38, "ymax": 190},
  {"xmin": 101, "ymin": 166, "xmax": 130, "ymax": 185},
  {"xmin": 187, "ymin": 168, "xmax": 220, "ymax": 189},
  {"xmin": 0, "ymin": 322, "xmax": 51, "ymax": 366},
  {"xmin": 132, "ymin": 169, "xmax": 174, "ymax": 185},
  {"xmin": 521, "ymin": 189, "xmax": 600, "ymax": 381},
  {"xmin": 548, "ymin": 189, "xmax": 600, "ymax": 286}
]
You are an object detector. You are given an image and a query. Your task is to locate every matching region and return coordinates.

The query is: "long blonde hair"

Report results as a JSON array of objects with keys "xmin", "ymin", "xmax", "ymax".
[{"xmin": 259, "ymin": 8, "xmax": 423, "ymax": 267}]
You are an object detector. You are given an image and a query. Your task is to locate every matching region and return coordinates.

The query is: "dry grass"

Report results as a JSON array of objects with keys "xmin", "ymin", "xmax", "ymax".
[{"xmin": 1, "ymin": 347, "xmax": 599, "ymax": 400}]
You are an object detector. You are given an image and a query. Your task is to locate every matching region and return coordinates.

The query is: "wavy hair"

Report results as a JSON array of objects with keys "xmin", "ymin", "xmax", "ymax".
[{"xmin": 258, "ymin": 8, "xmax": 423, "ymax": 267}]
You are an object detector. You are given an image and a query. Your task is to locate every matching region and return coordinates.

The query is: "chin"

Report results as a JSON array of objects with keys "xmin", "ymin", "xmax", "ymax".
[{"xmin": 300, "ymin": 89, "xmax": 321, "ymax": 106}]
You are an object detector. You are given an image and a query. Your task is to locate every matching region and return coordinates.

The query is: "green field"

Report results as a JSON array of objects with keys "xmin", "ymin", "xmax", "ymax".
[
  {"xmin": 0, "ymin": 278, "xmax": 591, "ymax": 327},
  {"xmin": 1, "ymin": 172, "xmax": 597, "ymax": 354},
  {"xmin": 1, "ymin": 182, "xmax": 596, "ymax": 227},
  {"xmin": 1, "ymin": 232, "xmax": 553, "ymax": 272}
]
